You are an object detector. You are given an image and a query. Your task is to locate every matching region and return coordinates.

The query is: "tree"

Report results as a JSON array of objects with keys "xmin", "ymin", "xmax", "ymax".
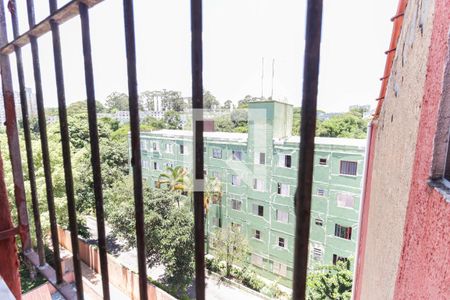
[
  {"xmin": 67, "ymin": 100, "xmax": 106, "ymax": 115},
  {"xmin": 316, "ymin": 113, "xmax": 367, "ymax": 139},
  {"xmin": 237, "ymin": 95, "xmax": 261, "ymax": 108},
  {"xmin": 204, "ymin": 90, "xmax": 219, "ymax": 110},
  {"xmin": 140, "ymin": 90, "xmax": 185, "ymax": 112},
  {"xmin": 163, "ymin": 111, "xmax": 182, "ymax": 129},
  {"xmin": 105, "ymin": 92, "xmax": 129, "ymax": 112},
  {"xmin": 157, "ymin": 166, "xmax": 189, "ymax": 206},
  {"xmin": 307, "ymin": 260, "xmax": 353, "ymax": 300},
  {"xmin": 222, "ymin": 100, "xmax": 233, "ymax": 110},
  {"xmin": 211, "ymin": 225, "xmax": 249, "ymax": 277},
  {"xmin": 108, "ymin": 181, "xmax": 194, "ymax": 293}
]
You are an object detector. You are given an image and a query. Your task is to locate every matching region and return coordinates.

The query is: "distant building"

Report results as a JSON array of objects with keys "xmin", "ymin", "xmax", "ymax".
[
  {"xmin": 134, "ymin": 101, "xmax": 366, "ymax": 286},
  {"xmin": 0, "ymin": 88, "xmax": 37, "ymax": 124}
]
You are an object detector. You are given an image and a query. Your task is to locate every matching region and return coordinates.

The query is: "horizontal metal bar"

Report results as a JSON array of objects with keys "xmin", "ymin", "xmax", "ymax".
[
  {"xmin": 0, "ymin": 227, "xmax": 19, "ymax": 240},
  {"xmin": 0, "ymin": 0, "xmax": 104, "ymax": 55}
]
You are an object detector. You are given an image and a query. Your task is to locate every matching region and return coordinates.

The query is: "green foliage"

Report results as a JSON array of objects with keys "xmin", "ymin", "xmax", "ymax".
[
  {"xmin": 204, "ymin": 90, "xmax": 219, "ymax": 109},
  {"xmin": 211, "ymin": 225, "xmax": 249, "ymax": 277},
  {"xmin": 105, "ymin": 92, "xmax": 129, "ymax": 112},
  {"xmin": 307, "ymin": 260, "xmax": 353, "ymax": 300},
  {"xmin": 163, "ymin": 111, "xmax": 182, "ymax": 129},
  {"xmin": 108, "ymin": 181, "xmax": 194, "ymax": 293},
  {"xmin": 222, "ymin": 99, "xmax": 233, "ymax": 109},
  {"xmin": 19, "ymin": 255, "xmax": 47, "ymax": 293},
  {"xmin": 214, "ymin": 109, "xmax": 248, "ymax": 133},
  {"xmin": 316, "ymin": 113, "xmax": 368, "ymax": 139},
  {"xmin": 66, "ymin": 100, "xmax": 106, "ymax": 115},
  {"xmin": 140, "ymin": 90, "xmax": 185, "ymax": 112},
  {"xmin": 205, "ymin": 256, "xmax": 266, "ymax": 293}
]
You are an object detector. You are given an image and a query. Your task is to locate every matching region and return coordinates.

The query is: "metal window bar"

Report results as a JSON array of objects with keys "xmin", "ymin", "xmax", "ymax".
[
  {"xmin": 191, "ymin": 0, "xmax": 206, "ymax": 299},
  {"xmin": 122, "ymin": 1, "xmax": 148, "ymax": 299},
  {"xmin": 0, "ymin": 0, "xmax": 32, "ymax": 253},
  {"xmin": 293, "ymin": 0, "xmax": 323, "ymax": 299},
  {"xmin": 79, "ymin": 2, "xmax": 110, "ymax": 299},
  {"xmin": 9, "ymin": 0, "xmax": 45, "ymax": 266},
  {"xmin": 48, "ymin": 0, "xmax": 85, "ymax": 296},
  {"xmin": 27, "ymin": 0, "xmax": 65, "ymax": 285}
]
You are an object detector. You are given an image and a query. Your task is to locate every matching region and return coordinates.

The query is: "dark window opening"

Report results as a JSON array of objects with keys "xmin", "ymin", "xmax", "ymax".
[
  {"xmin": 340, "ymin": 160, "xmax": 357, "ymax": 176},
  {"xmin": 319, "ymin": 158, "xmax": 327, "ymax": 165},
  {"xmin": 334, "ymin": 224, "xmax": 352, "ymax": 240}
]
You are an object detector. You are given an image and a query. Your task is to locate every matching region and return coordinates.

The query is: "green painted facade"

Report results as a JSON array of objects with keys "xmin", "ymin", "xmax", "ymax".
[{"xmin": 134, "ymin": 101, "xmax": 365, "ymax": 286}]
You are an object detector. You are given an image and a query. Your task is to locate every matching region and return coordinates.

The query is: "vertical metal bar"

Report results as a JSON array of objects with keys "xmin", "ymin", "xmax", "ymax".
[
  {"xmin": 293, "ymin": 0, "xmax": 323, "ymax": 299},
  {"xmin": 47, "ymin": 0, "xmax": 84, "ymax": 297},
  {"xmin": 0, "ymin": 0, "xmax": 32, "ymax": 253},
  {"xmin": 79, "ymin": 3, "xmax": 110, "ymax": 299},
  {"xmin": 9, "ymin": 0, "xmax": 45, "ymax": 267},
  {"xmin": 122, "ymin": 1, "xmax": 148, "ymax": 299},
  {"xmin": 25, "ymin": 0, "xmax": 63, "ymax": 284},
  {"xmin": 191, "ymin": 0, "xmax": 205, "ymax": 298}
]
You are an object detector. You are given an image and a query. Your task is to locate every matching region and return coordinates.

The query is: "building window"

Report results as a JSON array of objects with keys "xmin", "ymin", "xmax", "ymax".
[
  {"xmin": 142, "ymin": 160, "xmax": 149, "ymax": 169},
  {"xmin": 212, "ymin": 148, "xmax": 222, "ymax": 159},
  {"xmin": 252, "ymin": 204, "xmax": 264, "ymax": 217},
  {"xmin": 337, "ymin": 193, "xmax": 354, "ymax": 208},
  {"xmin": 180, "ymin": 144, "xmax": 184, "ymax": 154},
  {"xmin": 254, "ymin": 230, "xmax": 261, "ymax": 240},
  {"xmin": 232, "ymin": 150, "xmax": 243, "ymax": 161},
  {"xmin": 255, "ymin": 152, "xmax": 265, "ymax": 165},
  {"xmin": 334, "ymin": 224, "xmax": 352, "ymax": 240},
  {"xmin": 317, "ymin": 188, "xmax": 325, "ymax": 196},
  {"xmin": 340, "ymin": 160, "xmax": 357, "ymax": 176},
  {"xmin": 278, "ymin": 237, "xmax": 286, "ymax": 248},
  {"xmin": 312, "ymin": 248, "xmax": 323, "ymax": 260},
  {"xmin": 276, "ymin": 210, "xmax": 289, "ymax": 223},
  {"xmin": 231, "ymin": 199, "xmax": 242, "ymax": 211},
  {"xmin": 165, "ymin": 162, "xmax": 174, "ymax": 168},
  {"xmin": 141, "ymin": 140, "xmax": 147, "ymax": 151},
  {"xmin": 278, "ymin": 154, "xmax": 292, "ymax": 168},
  {"xmin": 315, "ymin": 218, "xmax": 323, "ymax": 226},
  {"xmin": 153, "ymin": 162, "xmax": 160, "ymax": 170},
  {"xmin": 333, "ymin": 254, "xmax": 349, "ymax": 265},
  {"xmin": 253, "ymin": 179, "xmax": 265, "ymax": 191},
  {"xmin": 277, "ymin": 183, "xmax": 290, "ymax": 196},
  {"xmin": 165, "ymin": 143, "xmax": 173, "ymax": 153},
  {"xmin": 251, "ymin": 254, "xmax": 264, "ymax": 267},
  {"xmin": 273, "ymin": 262, "xmax": 287, "ymax": 277},
  {"xmin": 231, "ymin": 175, "xmax": 241, "ymax": 186},
  {"xmin": 152, "ymin": 142, "xmax": 159, "ymax": 151},
  {"xmin": 319, "ymin": 158, "xmax": 327, "ymax": 165}
]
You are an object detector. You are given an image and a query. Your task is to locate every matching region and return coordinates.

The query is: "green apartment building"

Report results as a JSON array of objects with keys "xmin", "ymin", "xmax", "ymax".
[{"xmin": 135, "ymin": 101, "xmax": 365, "ymax": 286}]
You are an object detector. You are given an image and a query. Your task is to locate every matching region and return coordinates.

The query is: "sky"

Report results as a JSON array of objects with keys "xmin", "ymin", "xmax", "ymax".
[{"xmin": 6, "ymin": 0, "xmax": 395, "ymax": 113}]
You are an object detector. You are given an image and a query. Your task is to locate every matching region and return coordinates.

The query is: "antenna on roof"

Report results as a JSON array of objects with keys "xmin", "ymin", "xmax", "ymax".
[
  {"xmin": 261, "ymin": 57, "xmax": 264, "ymax": 100},
  {"xmin": 271, "ymin": 58, "xmax": 275, "ymax": 100}
]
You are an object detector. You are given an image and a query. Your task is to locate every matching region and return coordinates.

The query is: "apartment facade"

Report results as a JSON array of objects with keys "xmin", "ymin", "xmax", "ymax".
[{"xmin": 135, "ymin": 101, "xmax": 365, "ymax": 285}]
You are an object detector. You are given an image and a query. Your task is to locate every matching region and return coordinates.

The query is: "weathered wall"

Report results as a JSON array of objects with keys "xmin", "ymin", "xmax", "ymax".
[
  {"xmin": 57, "ymin": 227, "xmax": 175, "ymax": 300},
  {"xmin": 393, "ymin": 0, "xmax": 450, "ymax": 298},
  {"xmin": 359, "ymin": 0, "xmax": 436, "ymax": 299}
]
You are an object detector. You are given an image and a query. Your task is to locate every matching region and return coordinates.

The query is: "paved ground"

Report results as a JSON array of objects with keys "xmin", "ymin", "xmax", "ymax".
[{"xmin": 84, "ymin": 216, "xmax": 265, "ymax": 300}]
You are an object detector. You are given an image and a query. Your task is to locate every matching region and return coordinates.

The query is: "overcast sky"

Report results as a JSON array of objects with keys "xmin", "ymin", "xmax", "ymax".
[{"xmin": 7, "ymin": 0, "xmax": 395, "ymax": 112}]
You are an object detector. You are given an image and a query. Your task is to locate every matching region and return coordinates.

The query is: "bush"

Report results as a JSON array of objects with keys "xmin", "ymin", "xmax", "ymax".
[{"xmin": 240, "ymin": 270, "xmax": 265, "ymax": 292}]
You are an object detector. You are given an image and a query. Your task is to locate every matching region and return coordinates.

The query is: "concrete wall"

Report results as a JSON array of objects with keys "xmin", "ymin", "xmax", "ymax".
[
  {"xmin": 358, "ymin": 0, "xmax": 436, "ymax": 299},
  {"xmin": 393, "ymin": 0, "xmax": 450, "ymax": 298},
  {"xmin": 57, "ymin": 227, "xmax": 175, "ymax": 300}
]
